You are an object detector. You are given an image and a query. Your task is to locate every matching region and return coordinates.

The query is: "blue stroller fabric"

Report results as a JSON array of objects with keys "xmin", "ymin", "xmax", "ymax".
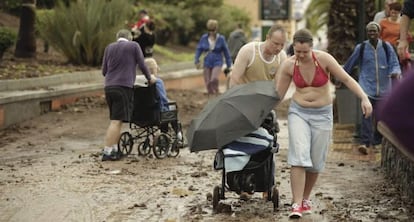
[{"xmin": 222, "ymin": 127, "xmax": 273, "ymax": 173}]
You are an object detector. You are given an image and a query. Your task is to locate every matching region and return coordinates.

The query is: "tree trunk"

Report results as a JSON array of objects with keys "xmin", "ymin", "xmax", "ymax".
[
  {"xmin": 327, "ymin": 0, "xmax": 375, "ymax": 64},
  {"xmin": 15, "ymin": 0, "xmax": 37, "ymax": 58}
]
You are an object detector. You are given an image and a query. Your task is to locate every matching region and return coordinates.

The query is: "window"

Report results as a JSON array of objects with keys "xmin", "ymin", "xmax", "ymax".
[{"xmin": 261, "ymin": 0, "xmax": 290, "ymax": 20}]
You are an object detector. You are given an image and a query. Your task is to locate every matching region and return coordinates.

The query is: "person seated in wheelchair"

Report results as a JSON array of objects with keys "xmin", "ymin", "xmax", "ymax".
[
  {"xmin": 220, "ymin": 111, "xmax": 278, "ymax": 200},
  {"xmin": 136, "ymin": 58, "xmax": 183, "ymax": 142}
]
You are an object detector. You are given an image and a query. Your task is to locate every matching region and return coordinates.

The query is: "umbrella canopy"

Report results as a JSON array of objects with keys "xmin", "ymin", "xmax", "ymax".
[{"xmin": 186, "ymin": 81, "xmax": 280, "ymax": 152}]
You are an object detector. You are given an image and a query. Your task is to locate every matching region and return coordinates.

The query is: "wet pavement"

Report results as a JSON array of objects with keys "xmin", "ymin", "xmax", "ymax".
[{"xmin": 0, "ymin": 89, "xmax": 413, "ymax": 222}]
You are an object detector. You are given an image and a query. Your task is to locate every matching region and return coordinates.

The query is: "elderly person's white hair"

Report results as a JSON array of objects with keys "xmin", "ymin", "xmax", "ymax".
[
  {"xmin": 366, "ymin": 21, "xmax": 381, "ymax": 32},
  {"xmin": 116, "ymin": 29, "xmax": 133, "ymax": 41}
]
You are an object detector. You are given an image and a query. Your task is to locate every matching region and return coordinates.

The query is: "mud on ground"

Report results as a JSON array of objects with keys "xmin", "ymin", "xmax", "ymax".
[{"xmin": 0, "ymin": 89, "xmax": 413, "ymax": 222}]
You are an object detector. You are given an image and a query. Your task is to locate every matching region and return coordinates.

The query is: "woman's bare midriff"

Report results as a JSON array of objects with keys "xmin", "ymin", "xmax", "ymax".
[{"xmin": 292, "ymin": 84, "xmax": 333, "ymax": 108}]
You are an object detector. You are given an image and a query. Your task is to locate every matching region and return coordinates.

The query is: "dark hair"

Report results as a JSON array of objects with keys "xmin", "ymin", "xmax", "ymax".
[
  {"xmin": 388, "ymin": 2, "xmax": 402, "ymax": 11},
  {"xmin": 139, "ymin": 9, "xmax": 148, "ymax": 14},
  {"xmin": 286, "ymin": 43, "xmax": 294, "ymax": 56},
  {"xmin": 293, "ymin": 28, "xmax": 313, "ymax": 46},
  {"xmin": 146, "ymin": 21, "xmax": 155, "ymax": 31}
]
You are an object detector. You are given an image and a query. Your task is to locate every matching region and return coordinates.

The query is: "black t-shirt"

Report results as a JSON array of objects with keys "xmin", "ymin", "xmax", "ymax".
[{"xmin": 135, "ymin": 27, "xmax": 155, "ymax": 57}]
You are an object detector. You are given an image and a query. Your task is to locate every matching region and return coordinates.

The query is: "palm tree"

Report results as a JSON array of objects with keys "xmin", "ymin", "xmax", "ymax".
[
  {"xmin": 327, "ymin": 0, "xmax": 375, "ymax": 64},
  {"xmin": 15, "ymin": 0, "xmax": 37, "ymax": 58},
  {"xmin": 304, "ymin": 0, "xmax": 331, "ymax": 36},
  {"xmin": 305, "ymin": 0, "xmax": 376, "ymax": 63}
]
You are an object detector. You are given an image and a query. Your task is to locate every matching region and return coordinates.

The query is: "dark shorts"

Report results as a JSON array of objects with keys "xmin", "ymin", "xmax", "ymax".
[{"xmin": 105, "ymin": 86, "xmax": 133, "ymax": 122}]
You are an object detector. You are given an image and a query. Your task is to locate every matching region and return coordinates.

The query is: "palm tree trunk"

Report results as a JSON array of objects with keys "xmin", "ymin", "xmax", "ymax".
[
  {"xmin": 327, "ymin": 0, "xmax": 375, "ymax": 64},
  {"xmin": 15, "ymin": 0, "xmax": 37, "ymax": 58}
]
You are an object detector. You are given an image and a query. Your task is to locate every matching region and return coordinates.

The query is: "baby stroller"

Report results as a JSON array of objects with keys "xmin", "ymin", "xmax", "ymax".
[
  {"xmin": 212, "ymin": 111, "xmax": 280, "ymax": 211},
  {"xmin": 118, "ymin": 80, "xmax": 184, "ymax": 159}
]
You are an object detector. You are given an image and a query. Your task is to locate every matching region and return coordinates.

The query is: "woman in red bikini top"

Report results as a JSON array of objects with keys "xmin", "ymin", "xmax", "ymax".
[
  {"xmin": 292, "ymin": 52, "xmax": 329, "ymax": 88},
  {"xmin": 275, "ymin": 28, "xmax": 372, "ymax": 220},
  {"xmin": 276, "ymin": 30, "xmax": 371, "ymax": 109}
]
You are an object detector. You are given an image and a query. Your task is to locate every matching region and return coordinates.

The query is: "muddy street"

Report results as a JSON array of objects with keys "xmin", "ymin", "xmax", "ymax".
[{"xmin": 0, "ymin": 89, "xmax": 413, "ymax": 222}]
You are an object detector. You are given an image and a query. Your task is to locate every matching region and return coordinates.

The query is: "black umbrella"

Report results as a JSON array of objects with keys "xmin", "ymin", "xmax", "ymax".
[{"xmin": 186, "ymin": 81, "xmax": 280, "ymax": 152}]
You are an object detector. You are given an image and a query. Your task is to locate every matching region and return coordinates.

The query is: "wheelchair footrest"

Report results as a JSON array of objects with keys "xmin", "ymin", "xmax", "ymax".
[{"xmin": 160, "ymin": 110, "xmax": 177, "ymax": 123}]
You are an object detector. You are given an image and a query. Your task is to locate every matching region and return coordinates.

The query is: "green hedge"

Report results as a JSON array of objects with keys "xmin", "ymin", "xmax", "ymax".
[
  {"xmin": 36, "ymin": 0, "xmax": 133, "ymax": 65},
  {"xmin": 0, "ymin": 27, "xmax": 17, "ymax": 60},
  {"xmin": 132, "ymin": 2, "xmax": 250, "ymax": 46}
]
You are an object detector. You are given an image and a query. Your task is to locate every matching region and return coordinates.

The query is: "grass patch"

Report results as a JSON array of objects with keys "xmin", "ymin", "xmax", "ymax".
[{"xmin": 154, "ymin": 44, "xmax": 193, "ymax": 64}]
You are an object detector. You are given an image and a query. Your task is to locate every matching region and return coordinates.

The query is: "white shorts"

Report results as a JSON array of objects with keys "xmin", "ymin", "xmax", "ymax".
[{"xmin": 287, "ymin": 100, "xmax": 333, "ymax": 172}]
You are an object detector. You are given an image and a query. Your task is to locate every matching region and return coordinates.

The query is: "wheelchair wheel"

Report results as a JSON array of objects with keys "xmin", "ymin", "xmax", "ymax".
[
  {"xmin": 212, "ymin": 185, "xmax": 221, "ymax": 212},
  {"xmin": 138, "ymin": 138, "xmax": 151, "ymax": 156},
  {"xmin": 153, "ymin": 134, "xmax": 170, "ymax": 159},
  {"xmin": 118, "ymin": 132, "xmax": 133, "ymax": 156},
  {"xmin": 168, "ymin": 140, "xmax": 180, "ymax": 157},
  {"xmin": 271, "ymin": 186, "xmax": 279, "ymax": 211}
]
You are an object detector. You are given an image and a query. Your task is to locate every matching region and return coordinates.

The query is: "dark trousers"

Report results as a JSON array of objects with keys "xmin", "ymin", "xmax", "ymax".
[{"xmin": 360, "ymin": 97, "xmax": 382, "ymax": 146}]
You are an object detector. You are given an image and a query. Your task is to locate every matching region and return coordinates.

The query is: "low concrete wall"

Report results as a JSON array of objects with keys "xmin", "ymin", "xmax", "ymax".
[
  {"xmin": 0, "ymin": 71, "xmax": 102, "ymax": 92},
  {"xmin": 0, "ymin": 62, "xmax": 229, "ymax": 129},
  {"xmin": 381, "ymin": 139, "xmax": 414, "ymax": 199},
  {"xmin": 379, "ymin": 121, "xmax": 414, "ymax": 201},
  {"xmin": 0, "ymin": 90, "xmax": 103, "ymax": 128}
]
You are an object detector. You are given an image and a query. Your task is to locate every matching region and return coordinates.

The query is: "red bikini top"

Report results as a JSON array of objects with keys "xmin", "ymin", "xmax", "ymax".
[{"xmin": 293, "ymin": 52, "xmax": 329, "ymax": 88}]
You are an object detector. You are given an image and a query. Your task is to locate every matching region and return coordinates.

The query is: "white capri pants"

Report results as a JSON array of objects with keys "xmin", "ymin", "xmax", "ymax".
[{"xmin": 287, "ymin": 100, "xmax": 333, "ymax": 172}]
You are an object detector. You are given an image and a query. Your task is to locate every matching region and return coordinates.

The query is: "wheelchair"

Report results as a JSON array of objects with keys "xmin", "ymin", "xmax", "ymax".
[{"xmin": 118, "ymin": 83, "xmax": 184, "ymax": 159}]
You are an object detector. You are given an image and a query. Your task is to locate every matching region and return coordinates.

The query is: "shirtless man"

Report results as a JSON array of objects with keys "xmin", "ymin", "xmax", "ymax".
[{"xmin": 275, "ymin": 29, "xmax": 372, "ymax": 219}]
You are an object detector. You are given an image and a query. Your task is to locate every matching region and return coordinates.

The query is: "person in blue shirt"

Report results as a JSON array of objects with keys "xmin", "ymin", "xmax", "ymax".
[
  {"xmin": 143, "ymin": 58, "xmax": 183, "ymax": 142},
  {"xmin": 343, "ymin": 21, "xmax": 401, "ymax": 154},
  {"xmin": 194, "ymin": 19, "xmax": 232, "ymax": 96}
]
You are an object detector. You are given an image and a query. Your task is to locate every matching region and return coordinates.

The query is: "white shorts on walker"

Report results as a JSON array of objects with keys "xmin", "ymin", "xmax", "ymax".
[{"xmin": 287, "ymin": 100, "xmax": 333, "ymax": 172}]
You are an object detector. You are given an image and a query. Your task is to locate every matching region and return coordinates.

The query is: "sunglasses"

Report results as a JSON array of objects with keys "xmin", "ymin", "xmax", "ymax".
[{"xmin": 208, "ymin": 29, "xmax": 216, "ymax": 32}]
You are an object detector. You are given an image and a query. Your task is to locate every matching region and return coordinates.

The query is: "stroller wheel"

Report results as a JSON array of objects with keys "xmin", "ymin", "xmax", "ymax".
[
  {"xmin": 271, "ymin": 186, "xmax": 279, "ymax": 211},
  {"xmin": 212, "ymin": 186, "xmax": 221, "ymax": 212},
  {"xmin": 138, "ymin": 138, "xmax": 151, "ymax": 156},
  {"xmin": 118, "ymin": 132, "xmax": 133, "ymax": 156},
  {"xmin": 168, "ymin": 140, "xmax": 180, "ymax": 157},
  {"xmin": 153, "ymin": 133, "xmax": 170, "ymax": 159}
]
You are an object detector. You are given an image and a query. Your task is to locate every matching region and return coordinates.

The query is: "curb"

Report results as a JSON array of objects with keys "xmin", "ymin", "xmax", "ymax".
[
  {"xmin": 0, "ymin": 61, "xmax": 230, "ymax": 129},
  {"xmin": 0, "ymin": 61, "xmax": 196, "ymax": 92}
]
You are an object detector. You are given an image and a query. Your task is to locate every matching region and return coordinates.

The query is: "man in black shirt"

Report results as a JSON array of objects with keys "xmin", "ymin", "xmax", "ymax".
[{"xmin": 134, "ymin": 21, "xmax": 155, "ymax": 58}]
